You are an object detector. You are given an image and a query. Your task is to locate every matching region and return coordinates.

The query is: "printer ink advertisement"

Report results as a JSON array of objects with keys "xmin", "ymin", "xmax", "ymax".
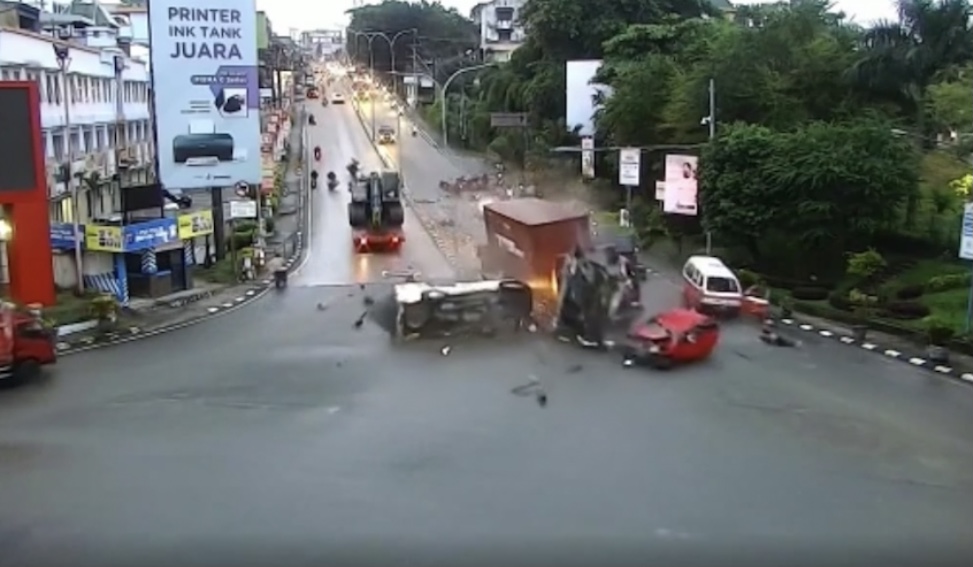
[{"xmin": 148, "ymin": 0, "xmax": 261, "ymax": 190}]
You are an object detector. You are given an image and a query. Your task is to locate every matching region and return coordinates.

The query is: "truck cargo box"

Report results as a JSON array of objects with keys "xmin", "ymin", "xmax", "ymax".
[{"xmin": 480, "ymin": 198, "xmax": 590, "ymax": 300}]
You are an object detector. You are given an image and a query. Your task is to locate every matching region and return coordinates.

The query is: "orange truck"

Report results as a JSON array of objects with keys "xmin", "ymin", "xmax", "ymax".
[
  {"xmin": 479, "ymin": 198, "xmax": 591, "ymax": 303},
  {"xmin": 0, "ymin": 302, "xmax": 58, "ymax": 386}
]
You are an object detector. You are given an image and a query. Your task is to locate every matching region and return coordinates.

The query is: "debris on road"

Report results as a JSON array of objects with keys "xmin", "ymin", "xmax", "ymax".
[
  {"xmin": 441, "ymin": 345, "xmax": 451, "ymax": 356},
  {"xmin": 353, "ymin": 311, "xmax": 368, "ymax": 329}
]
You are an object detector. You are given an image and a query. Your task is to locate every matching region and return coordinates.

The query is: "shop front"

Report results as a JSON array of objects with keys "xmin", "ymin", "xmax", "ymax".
[
  {"xmin": 176, "ymin": 210, "xmax": 215, "ymax": 268},
  {"xmin": 85, "ymin": 218, "xmax": 189, "ymax": 303}
]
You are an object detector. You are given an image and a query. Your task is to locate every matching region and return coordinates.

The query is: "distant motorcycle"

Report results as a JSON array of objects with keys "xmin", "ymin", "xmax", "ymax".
[
  {"xmin": 310, "ymin": 170, "xmax": 319, "ymax": 189},
  {"xmin": 326, "ymin": 171, "xmax": 338, "ymax": 191},
  {"xmin": 314, "ymin": 146, "xmax": 322, "ymax": 161}
]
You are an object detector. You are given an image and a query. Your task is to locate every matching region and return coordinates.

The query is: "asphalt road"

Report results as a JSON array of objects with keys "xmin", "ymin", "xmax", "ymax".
[{"xmin": 0, "ymin": 98, "xmax": 971, "ymax": 567}]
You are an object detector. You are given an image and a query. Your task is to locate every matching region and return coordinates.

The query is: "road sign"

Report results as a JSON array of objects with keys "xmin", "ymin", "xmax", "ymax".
[
  {"xmin": 581, "ymin": 136, "xmax": 595, "ymax": 179},
  {"xmin": 229, "ymin": 200, "xmax": 258, "ymax": 220},
  {"xmin": 490, "ymin": 112, "xmax": 528, "ymax": 128},
  {"xmin": 618, "ymin": 148, "xmax": 640, "ymax": 186},
  {"xmin": 960, "ymin": 203, "xmax": 973, "ymax": 260}
]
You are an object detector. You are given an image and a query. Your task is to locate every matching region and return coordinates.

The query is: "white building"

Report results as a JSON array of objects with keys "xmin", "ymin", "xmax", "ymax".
[
  {"xmin": 472, "ymin": 0, "xmax": 526, "ymax": 63},
  {"xmin": 0, "ymin": 5, "xmax": 153, "ymax": 291}
]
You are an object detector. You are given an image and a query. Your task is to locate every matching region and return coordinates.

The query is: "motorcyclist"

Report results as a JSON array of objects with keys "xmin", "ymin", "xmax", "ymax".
[
  {"xmin": 347, "ymin": 158, "xmax": 360, "ymax": 178},
  {"xmin": 267, "ymin": 253, "xmax": 287, "ymax": 288},
  {"xmin": 309, "ymin": 114, "xmax": 316, "ymax": 125},
  {"xmin": 411, "ymin": 125, "xmax": 417, "ymax": 137},
  {"xmin": 326, "ymin": 170, "xmax": 338, "ymax": 190}
]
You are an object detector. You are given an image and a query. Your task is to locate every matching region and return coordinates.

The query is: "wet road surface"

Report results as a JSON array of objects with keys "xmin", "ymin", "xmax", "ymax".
[
  {"xmin": 0, "ymin": 100, "xmax": 972, "ymax": 567},
  {"xmin": 300, "ymin": 94, "xmax": 453, "ymax": 286}
]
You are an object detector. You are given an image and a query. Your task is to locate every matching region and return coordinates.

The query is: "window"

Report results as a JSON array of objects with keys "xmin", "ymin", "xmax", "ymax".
[
  {"xmin": 45, "ymin": 74, "xmax": 54, "ymax": 103},
  {"xmin": 52, "ymin": 133, "xmax": 64, "ymax": 161},
  {"xmin": 54, "ymin": 74, "xmax": 62, "ymax": 104},
  {"xmin": 83, "ymin": 128, "xmax": 92, "ymax": 153},
  {"xmin": 705, "ymin": 276, "xmax": 740, "ymax": 293}
]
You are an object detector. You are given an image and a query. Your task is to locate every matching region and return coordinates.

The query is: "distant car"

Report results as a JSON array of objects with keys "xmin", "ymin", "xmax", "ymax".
[
  {"xmin": 331, "ymin": 93, "xmax": 345, "ymax": 104},
  {"xmin": 377, "ymin": 126, "xmax": 396, "ymax": 144},
  {"xmin": 306, "ymin": 87, "xmax": 319, "ymax": 99}
]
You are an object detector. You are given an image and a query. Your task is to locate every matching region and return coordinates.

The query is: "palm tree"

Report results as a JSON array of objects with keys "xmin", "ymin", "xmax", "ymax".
[{"xmin": 850, "ymin": 0, "xmax": 973, "ymax": 139}]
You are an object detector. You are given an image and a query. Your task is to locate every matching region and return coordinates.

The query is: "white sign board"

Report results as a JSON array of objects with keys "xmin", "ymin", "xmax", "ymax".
[
  {"xmin": 581, "ymin": 136, "xmax": 595, "ymax": 179},
  {"xmin": 618, "ymin": 148, "xmax": 640, "ymax": 186},
  {"xmin": 229, "ymin": 199, "xmax": 257, "ymax": 219},
  {"xmin": 662, "ymin": 154, "xmax": 699, "ymax": 216},
  {"xmin": 960, "ymin": 203, "xmax": 973, "ymax": 260}
]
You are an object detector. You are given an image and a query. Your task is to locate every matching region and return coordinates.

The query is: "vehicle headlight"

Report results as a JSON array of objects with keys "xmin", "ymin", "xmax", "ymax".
[{"xmin": 649, "ymin": 344, "xmax": 660, "ymax": 353}]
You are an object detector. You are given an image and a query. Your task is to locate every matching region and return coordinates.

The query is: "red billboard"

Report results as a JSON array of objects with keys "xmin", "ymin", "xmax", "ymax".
[{"xmin": 0, "ymin": 81, "xmax": 55, "ymax": 306}]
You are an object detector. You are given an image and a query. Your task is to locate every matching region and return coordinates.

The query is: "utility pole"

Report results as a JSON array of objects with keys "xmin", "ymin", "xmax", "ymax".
[
  {"xmin": 53, "ymin": 37, "xmax": 84, "ymax": 294},
  {"xmin": 704, "ymin": 77, "xmax": 715, "ymax": 254},
  {"xmin": 440, "ymin": 63, "xmax": 494, "ymax": 148}
]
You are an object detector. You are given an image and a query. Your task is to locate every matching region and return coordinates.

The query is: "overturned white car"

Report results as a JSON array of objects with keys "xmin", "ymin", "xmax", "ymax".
[{"xmin": 392, "ymin": 279, "xmax": 533, "ymax": 338}]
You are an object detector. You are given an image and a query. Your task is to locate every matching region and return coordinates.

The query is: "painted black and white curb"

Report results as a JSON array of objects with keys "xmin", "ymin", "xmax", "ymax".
[
  {"xmin": 777, "ymin": 318, "xmax": 973, "ymax": 385},
  {"xmin": 58, "ymin": 240, "xmax": 306, "ymax": 356}
]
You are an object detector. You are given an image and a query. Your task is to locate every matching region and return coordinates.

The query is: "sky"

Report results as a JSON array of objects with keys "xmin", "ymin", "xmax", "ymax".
[{"xmin": 254, "ymin": 0, "xmax": 902, "ymax": 35}]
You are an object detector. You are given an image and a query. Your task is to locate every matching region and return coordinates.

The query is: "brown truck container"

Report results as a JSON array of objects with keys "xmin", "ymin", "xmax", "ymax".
[{"xmin": 480, "ymin": 198, "xmax": 591, "ymax": 301}]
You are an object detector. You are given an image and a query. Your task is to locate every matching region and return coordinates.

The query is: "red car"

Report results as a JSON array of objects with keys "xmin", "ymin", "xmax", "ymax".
[{"xmin": 621, "ymin": 308, "xmax": 719, "ymax": 369}]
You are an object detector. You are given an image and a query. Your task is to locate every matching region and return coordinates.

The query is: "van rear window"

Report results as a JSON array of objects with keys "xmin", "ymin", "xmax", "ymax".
[{"xmin": 706, "ymin": 276, "xmax": 739, "ymax": 293}]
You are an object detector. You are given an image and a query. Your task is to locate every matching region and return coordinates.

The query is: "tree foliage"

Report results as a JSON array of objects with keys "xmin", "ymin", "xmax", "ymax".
[
  {"xmin": 347, "ymin": 0, "xmax": 973, "ymax": 275},
  {"xmin": 346, "ymin": 0, "xmax": 477, "ymax": 76}
]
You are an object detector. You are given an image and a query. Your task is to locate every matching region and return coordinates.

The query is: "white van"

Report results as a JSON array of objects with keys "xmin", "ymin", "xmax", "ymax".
[{"xmin": 681, "ymin": 255, "xmax": 743, "ymax": 314}]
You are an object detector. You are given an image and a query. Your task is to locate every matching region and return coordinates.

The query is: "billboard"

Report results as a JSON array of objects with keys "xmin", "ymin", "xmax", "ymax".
[
  {"xmin": 148, "ymin": 0, "xmax": 261, "ymax": 190},
  {"xmin": 663, "ymin": 154, "xmax": 698, "ymax": 216},
  {"xmin": 565, "ymin": 60, "xmax": 610, "ymax": 137}
]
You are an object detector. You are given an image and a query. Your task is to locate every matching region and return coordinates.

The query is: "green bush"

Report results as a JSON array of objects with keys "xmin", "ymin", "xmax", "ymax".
[
  {"xmin": 264, "ymin": 217, "xmax": 276, "ymax": 234},
  {"xmin": 923, "ymin": 316, "xmax": 955, "ymax": 345},
  {"xmin": 883, "ymin": 301, "xmax": 931, "ymax": 320},
  {"xmin": 828, "ymin": 289, "xmax": 854, "ymax": 311},
  {"xmin": 846, "ymin": 249, "xmax": 887, "ymax": 283},
  {"xmin": 736, "ymin": 269, "xmax": 760, "ymax": 289},
  {"xmin": 895, "ymin": 284, "xmax": 925, "ymax": 300},
  {"xmin": 926, "ymin": 272, "xmax": 971, "ymax": 293},
  {"xmin": 790, "ymin": 286, "xmax": 829, "ymax": 301}
]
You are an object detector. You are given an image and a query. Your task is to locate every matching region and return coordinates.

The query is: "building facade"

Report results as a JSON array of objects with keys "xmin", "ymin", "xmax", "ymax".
[
  {"xmin": 472, "ymin": 0, "xmax": 526, "ymax": 63},
  {"xmin": 0, "ymin": 14, "xmax": 152, "ymax": 293}
]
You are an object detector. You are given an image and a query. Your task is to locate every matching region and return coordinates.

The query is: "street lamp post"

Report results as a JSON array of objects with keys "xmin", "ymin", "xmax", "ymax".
[
  {"xmin": 440, "ymin": 63, "xmax": 494, "ymax": 148},
  {"xmin": 352, "ymin": 29, "xmax": 418, "ymax": 140},
  {"xmin": 53, "ymin": 37, "xmax": 84, "ymax": 295}
]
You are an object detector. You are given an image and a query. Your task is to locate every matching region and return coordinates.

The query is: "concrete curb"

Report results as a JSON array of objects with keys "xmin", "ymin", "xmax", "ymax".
[
  {"xmin": 57, "ymin": 240, "xmax": 306, "ymax": 356},
  {"xmin": 776, "ymin": 317, "xmax": 973, "ymax": 386}
]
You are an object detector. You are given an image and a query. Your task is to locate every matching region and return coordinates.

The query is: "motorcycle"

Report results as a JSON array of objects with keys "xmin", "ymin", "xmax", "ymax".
[
  {"xmin": 274, "ymin": 268, "xmax": 288, "ymax": 289},
  {"xmin": 347, "ymin": 159, "xmax": 359, "ymax": 179},
  {"xmin": 326, "ymin": 171, "xmax": 338, "ymax": 191},
  {"xmin": 310, "ymin": 170, "xmax": 319, "ymax": 189},
  {"xmin": 309, "ymin": 114, "xmax": 316, "ymax": 125},
  {"xmin": 314, "ymin": 146, "xmax": 321, "ymax": 161},
  {"xmin": 411, "ymin": 126, "xmax": 417, "ymax": 137}
]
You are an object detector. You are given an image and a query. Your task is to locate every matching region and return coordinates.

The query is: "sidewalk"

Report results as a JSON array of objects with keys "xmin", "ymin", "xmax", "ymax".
[{"xmin": 56, "ymin": 110, "xmax": 308, "ymax": 355}]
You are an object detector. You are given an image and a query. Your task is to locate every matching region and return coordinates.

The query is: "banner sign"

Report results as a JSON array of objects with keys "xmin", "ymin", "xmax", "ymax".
[
  {"xmin": 581, "ymin": 136, "xmax": 595, "ymax": 179},
  {"xmin": 618, "ymin": 148, "xmax": 640, "ymax": 186},
  {"xmin": 960, "ymin": 203, "xmax": 973, "ymax": 260},
  {"xmin": 85, "ymin": 219, "xmax": 178, "ymax": 253},
  {"xmin": 662, "ymin": 154, "xmax": 698, "ymax": 216},
  {"xmin": 50, "ymin": 223, "xmax": 83, "ymax": 249},
  {"xmin": 177, "ymin": 210, "xmax": 215, "ymax": 239},
  {"xmin": 148, "ymin": 0, "xmax": 261, "ymax": 190}
]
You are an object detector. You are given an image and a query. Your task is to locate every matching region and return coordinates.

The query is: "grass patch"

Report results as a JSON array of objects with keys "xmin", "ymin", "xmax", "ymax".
[
  {"xmin": 919, "ymin": 150, "xmax": 969, "ymax": 194},
  {"xmin": 196, "ymin": 258, "xmax": 237, "ymax": 285},
  {"xmin": 923, "ymin": 287, "xmax": 968, "ymax": 334},
  {"xmin": 42, "ymin": 292, "xmax": 97, "ymax": 326},
  {"xmin": 881, "ymin": 258, "xmax": 967, "ymax": 290}
]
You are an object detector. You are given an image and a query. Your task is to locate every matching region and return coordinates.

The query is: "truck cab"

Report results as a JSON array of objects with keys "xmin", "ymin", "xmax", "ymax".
[{"xmin": 0, "ymin": 302, "xmax": 57, "ymax": 386}]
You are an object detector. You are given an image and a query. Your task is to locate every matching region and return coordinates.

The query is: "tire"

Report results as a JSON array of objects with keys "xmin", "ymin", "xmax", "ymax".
[
  {"xmin": 11, "ymin": 359, "xmax": 39, "ymax": 386},
  {"xmin": 348, "ymin": 201, "xmax": 368, "ymax": 228},
  {"xmin": 384, "ymin": 201, "xmax": 404, "ymax": 227}
]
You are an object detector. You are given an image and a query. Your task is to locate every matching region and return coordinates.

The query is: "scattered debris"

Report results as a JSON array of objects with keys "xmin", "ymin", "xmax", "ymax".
[
  {"xmin": 317, "ymin": 302, "xmax": 328, "ymax": 311},
  {"xmin": 353, "ymin": 311, "xmax": 368, "ymax": 329},
  {"xmin": 440, "ymin": 345, "xmax": 451, "ymax": 356},
  {"xmin": 363, "ymin": 296, "xmax": 375, "ymax": 306},
  {"xmin": 566, "ymin": 364, "xmax": 583, "ymax": 374},
  {"xmin": 536, "ymin": 390, "xmax": 548, "ymax": 407},
  {"xmin": 526, "ymin": 323, "xmax": 537, "ymax": 333}
]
